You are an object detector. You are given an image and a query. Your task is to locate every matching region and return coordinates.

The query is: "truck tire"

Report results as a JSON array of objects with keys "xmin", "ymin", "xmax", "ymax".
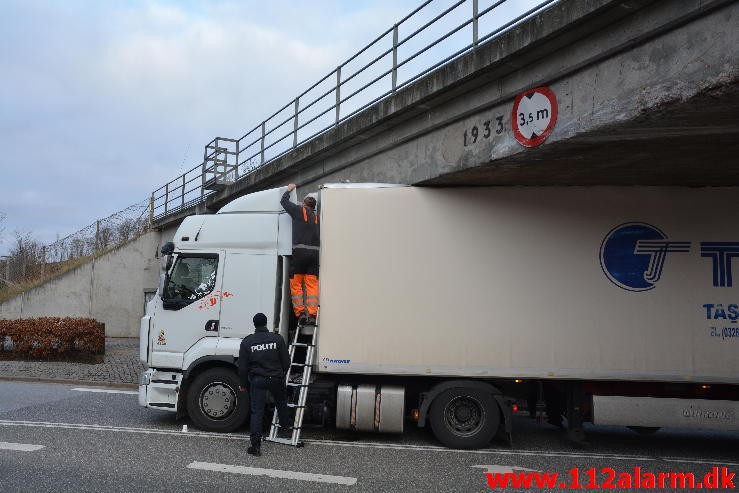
[
  {"xmin": 429, "ymin": 386, "xmax": 500, "ymax": 449},
  {"xmin": 186, "ymin": 367, "xmax": 249, "ymax": 432}
]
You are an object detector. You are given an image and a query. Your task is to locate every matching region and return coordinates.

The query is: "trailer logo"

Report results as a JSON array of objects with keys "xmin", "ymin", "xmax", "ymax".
[
  {"xmin": 700, "ymin": 243, "xmax": 739, "ymax": 287},
  {"xmin": 600, "ymin": 223, "xmax": 691, "ymax": 292},
  {"xmin": 322, "ymin": 357, "xmax": 351, "ymax": 364}
]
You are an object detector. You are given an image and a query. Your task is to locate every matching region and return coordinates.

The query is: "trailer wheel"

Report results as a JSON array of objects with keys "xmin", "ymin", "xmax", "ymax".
[
  {"xmin": 429, "ymin": 387, "xmax": 500, "ymax": 449},
  {"xmin": 187, "ymin": 368, "xmax": 249, "ymax": 432}
]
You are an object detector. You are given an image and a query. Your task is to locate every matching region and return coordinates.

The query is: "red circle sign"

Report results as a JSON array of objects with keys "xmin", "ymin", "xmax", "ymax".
[{"xmin": 511, "ymin": 86, "xmax": 558, "ymax": 147}]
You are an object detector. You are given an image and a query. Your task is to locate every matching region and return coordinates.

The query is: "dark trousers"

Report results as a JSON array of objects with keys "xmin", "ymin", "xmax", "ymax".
[
  {"xmin": 290, "ymin": 248, "xmax": 319, "ymax": 276},
  {"xmin": 249, "ymin": 375, "xmax": 291, "ymax": 441}
]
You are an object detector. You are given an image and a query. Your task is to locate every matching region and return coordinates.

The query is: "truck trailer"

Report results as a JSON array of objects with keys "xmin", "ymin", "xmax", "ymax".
[{"xmin": 139, "ymin": 184, "xmax": 739, "ymax": 448}]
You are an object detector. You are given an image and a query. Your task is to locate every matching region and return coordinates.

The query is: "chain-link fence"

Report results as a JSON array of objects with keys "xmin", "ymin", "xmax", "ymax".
[{"xmin": 0, "ymin": 199, "xmax": 152, "ymax": 300}]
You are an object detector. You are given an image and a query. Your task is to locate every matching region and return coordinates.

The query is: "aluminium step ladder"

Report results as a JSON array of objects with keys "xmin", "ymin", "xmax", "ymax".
[{"xmin": 265, "ymin": 318, "xmax": 318, "ymax": 447}]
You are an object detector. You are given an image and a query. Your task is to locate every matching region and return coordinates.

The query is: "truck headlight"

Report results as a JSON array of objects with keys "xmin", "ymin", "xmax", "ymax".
[{"xmin": 140, "ymin": 369, "xmax": 153, "ymax": 386}]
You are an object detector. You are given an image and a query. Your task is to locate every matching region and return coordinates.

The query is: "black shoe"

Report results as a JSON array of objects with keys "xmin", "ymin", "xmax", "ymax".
[
  {"xmin": 304, "ymin": 316, "xmax": 316, "ymax": 326},
  {"xmin": 289, "ymin": 372, "xmax": 303, "ymax": 384},
  {"xmin": 248, "ymin": 438, "xmax": 261, "ymax": 456}
]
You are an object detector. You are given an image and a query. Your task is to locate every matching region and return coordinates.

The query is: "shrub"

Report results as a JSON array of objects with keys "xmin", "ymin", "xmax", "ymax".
[{"xmin": 0, "ymin": 317, "xmax": 105, "ymax": 359}]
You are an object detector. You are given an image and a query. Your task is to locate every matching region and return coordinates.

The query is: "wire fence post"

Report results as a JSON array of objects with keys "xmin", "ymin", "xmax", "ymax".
[
  {"xmin": 181, "ymin": 175, "xmax": 186, "ymax": 207},
  {"xmin": 293, "ymin": 98, "xmax": 300, "ymax": 148},
  {"xmin": 95, "ymin": 220, "xmax": 100, "ymax": 253},
  {"xmin": 260, "ymin": 122, "xmax": 266, "ymax": 165},
  {"xmin": 335, "ymin": 67, "xmax": 341, "ymax": 126},
  {"xmin": 473, "ymin": 0, "xmax": 479, "ymax": 48},
  {"xmin": 164, "ymin": 183, "xmax": 169, "ymax": 214},
  {"xmin": 392, "ymin": 24, "xmax": 399, "ymax": 92}
]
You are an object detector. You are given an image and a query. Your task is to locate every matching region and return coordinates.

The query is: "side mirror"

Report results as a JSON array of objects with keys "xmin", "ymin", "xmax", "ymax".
[
  {"xmin": 158, "ymin": 273, "xmax": 167, "ymax": 299},
  {"xmin": 161, "ymin": 241, "xmax": 175, "ymax": 255},
  {"xmin": 161, "ymin": 254, "xmax": 173, "ymax": 273}
]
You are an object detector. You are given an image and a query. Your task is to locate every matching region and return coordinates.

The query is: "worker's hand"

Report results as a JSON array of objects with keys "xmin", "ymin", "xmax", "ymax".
[
  {"xmin": 286, "ymin": 183, "xmax": 296, "ymax": 192},
  {"xmin": 239, "ymin": 386, "xmax": 247, "ymax": 393}
]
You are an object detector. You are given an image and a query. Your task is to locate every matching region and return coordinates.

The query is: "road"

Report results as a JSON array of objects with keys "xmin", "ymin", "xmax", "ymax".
[{"xmin": 1, "ymin": 381, "xmax": 737, "ymax": 492}]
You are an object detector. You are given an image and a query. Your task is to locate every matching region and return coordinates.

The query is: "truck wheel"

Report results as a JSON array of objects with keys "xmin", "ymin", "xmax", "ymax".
[
  {"xmin": 186, "ymin": 368, "xmax": 249, "ymax": 432},
  {"xmin": 429, "ymin": 387, "xmax": 500, "ymax": 449}
]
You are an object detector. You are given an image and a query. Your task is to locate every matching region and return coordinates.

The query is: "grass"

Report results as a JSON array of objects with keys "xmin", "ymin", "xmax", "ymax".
[{"xmin": 0, "ymin": 231, "xmax": 148, "ymax": 304}]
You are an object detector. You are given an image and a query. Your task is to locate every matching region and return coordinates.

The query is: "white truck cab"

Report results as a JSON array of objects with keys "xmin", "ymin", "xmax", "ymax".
[{"xmin": 139, "ymin": 187, "xmax": 295, "ymax": 431}]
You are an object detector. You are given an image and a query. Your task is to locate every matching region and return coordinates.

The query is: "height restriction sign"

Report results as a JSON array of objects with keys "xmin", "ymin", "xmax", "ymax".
[{"xmin": 511, "ymin": 86, "xmax": 558, "ymax": 147}]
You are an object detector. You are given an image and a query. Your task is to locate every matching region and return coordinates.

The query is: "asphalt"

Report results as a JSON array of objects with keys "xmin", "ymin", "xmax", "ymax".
[{"xmin": 0, "ymin": 337, "xmax": 144, "ymax": 388}]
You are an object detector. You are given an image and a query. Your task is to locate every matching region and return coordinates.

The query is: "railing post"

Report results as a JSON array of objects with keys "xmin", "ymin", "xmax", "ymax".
[
  {"xmin": 234, "ymin": 139, "xmax": 240, "ymax": 178},
  {"xmin": 40, "ymin": 246, "xmax": 46, "ymax": 279},
  {"xmin": 201, "ymin": 157, "xmax": 207, "ymax": 194},
  {"xmin": 164, "ymin": 183, "xmax": 169, "ymax": 214},
  {"xmin": 293, "ymin": 98, "xmax": 299, "ymax": 148},
  {"xmin": 260, "ymin": 122, "xmax": 266, "ymax": 164},
  {"xmin": 473, "ymin": 0, "xmax": 479, "ymax": 48},
  {"xmin": 149, "ymin": 195, "xmax": 155, "ymax": 230},
  {"xmin": 335, "ymin": 67, "xmax": 342, "ymax": 126},
  {"xmin": 392, "ymin": 24, "xmax": 398, "ymax": 92},
  {"xmin": 181, "ymin": 174, "xmax": 186, "ymax": 207}
]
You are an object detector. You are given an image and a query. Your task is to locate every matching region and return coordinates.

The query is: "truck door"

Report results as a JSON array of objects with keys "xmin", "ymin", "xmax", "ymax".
[
  {"xmin": 151, "ymin": 251, "xmax": 224, "ymax": 365},
  {"xmin": 217, "ymin": 252, "xmax": 279, "ymax": 340}
]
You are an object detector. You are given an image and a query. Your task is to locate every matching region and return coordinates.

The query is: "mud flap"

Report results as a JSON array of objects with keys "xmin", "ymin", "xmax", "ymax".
[{"xmin": 494, "ymin": 395, "xmax": 514, "ymax": 446}]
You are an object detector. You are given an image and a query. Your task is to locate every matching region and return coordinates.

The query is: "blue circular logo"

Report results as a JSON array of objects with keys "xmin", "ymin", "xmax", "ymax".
[{"xmin": 599, "ymin": 222, "xmax": 666, "ymax": 292}]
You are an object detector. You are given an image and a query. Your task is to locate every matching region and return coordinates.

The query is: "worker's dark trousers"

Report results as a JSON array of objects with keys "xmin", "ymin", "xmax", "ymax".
[{"xmin": 249, "ymin": 375, "xmax": 290, "ymax": 440}]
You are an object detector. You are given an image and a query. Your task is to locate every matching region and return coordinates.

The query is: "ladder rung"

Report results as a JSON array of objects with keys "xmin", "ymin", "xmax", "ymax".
[
  {"xmin": 287, "ymin": 403, "xmax": 305, "ymax": 408},
  {"xmin": 290, "ymin": 343, "xmax": 314, "ymax": 347},
  {"xmin": 266, "ymin": 437, "xmax": 294, "ymax": 445},
  {"xmin": 291, "ymin": 363, "xmax": 312, "ymax": 367},
  {"xmin": 286, "ymin": 382, "xmax": 309, "ymax": 387}
]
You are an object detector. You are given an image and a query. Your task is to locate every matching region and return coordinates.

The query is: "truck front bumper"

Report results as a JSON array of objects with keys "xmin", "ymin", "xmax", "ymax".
[{"xmin": 138, "ymin": 368, "xmax": 182, "ymax": 412}]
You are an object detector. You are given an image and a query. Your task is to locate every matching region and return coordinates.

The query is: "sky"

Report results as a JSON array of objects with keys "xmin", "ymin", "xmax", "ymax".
[{"xmin": 0, "ymin": 0, "xmax": 545, "ymax": 255}]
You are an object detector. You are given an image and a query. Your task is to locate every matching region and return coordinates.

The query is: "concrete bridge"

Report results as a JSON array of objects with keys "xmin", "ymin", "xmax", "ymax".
[
  {"xmin": 156, "ymin": 0, "xmax": 739, "ymax": 233},
  {"xmin": 2, "ymin": 0, "xmax": 737, "ymax": 336}
]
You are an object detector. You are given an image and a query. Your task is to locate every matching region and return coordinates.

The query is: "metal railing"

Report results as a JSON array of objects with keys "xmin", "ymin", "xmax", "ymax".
[{"xmin": 152, "ymin": 0, "xmax": 559, "ymax": 220}]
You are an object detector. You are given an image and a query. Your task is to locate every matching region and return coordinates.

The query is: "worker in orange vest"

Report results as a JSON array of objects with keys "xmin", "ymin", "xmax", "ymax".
[{"xmin": 281, "ymin": 183, "xmax": 320, "ymax": 325}]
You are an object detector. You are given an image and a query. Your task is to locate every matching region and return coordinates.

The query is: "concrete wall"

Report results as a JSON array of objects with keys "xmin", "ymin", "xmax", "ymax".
[{"xmin": 0, "ymin": 230, "xmax": 167, "ymax": 337}]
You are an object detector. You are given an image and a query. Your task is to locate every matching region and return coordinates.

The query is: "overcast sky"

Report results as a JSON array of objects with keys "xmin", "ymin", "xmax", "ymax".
[{"xmin": 0, "ymin": 0, "xmax": 543, "ymax": 254}]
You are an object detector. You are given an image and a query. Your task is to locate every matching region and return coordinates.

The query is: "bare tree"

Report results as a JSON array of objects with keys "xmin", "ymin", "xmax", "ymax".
[{"xmin": 0, "ymin": 212, "xmax": 6, "ymax": 246}]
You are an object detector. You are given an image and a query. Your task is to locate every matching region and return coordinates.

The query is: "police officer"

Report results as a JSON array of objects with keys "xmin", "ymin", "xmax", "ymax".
[{"xmin": 238, "ymin": 313, "xmax": 291, "ymax": 456}]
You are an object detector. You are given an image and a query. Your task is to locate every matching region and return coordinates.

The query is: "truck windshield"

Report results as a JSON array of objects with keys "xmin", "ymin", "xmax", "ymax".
[{"xmin": 163, "ymin": 255, "xmax": 218, "ymax": 309}]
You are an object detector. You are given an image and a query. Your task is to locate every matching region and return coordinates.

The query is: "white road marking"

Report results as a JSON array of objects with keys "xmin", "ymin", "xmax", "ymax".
[
  {"xmin": 472, "ymin": 465, "xmax": 542, "ymax": 474},
  {"xmin": 72, "ymin": 388, "xmax": 138, "ymax": 395},
  {"xmin": 188, "ymin": 461, "xmax": 357, "ymax": 485},
  {"xmin": 0, "ymin": 419, "xmax": 736, "ymax": 467},
  {"xmin": 0, "ymin": 441, "xmax": 45, "ymax": 452}
]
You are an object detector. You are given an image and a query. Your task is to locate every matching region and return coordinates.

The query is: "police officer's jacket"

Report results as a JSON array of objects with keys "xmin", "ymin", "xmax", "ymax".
[
  {"xmin": 281, "ymin": 191, "xmax": 319, "ymax": 250},
  {"xmin": 238, "ymin": 327, "xmax": 290, "ymax": 386}
]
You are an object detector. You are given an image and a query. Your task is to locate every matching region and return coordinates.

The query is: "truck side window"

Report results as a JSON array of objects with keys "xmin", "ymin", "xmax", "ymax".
[{"xmin": 162, "ymin": 255, "xmax": 218, "ymax": 310}]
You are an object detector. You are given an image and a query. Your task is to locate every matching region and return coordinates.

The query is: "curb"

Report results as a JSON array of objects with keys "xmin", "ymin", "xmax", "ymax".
[{"xmin": 0, "ymin": 376, "xmax": 138, "ymax": 390}]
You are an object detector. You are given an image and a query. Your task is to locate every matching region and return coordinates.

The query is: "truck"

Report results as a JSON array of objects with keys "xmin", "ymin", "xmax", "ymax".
[{"xmin": 139, "ymin": 184, "xmax": 739, "ymax": 449}]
